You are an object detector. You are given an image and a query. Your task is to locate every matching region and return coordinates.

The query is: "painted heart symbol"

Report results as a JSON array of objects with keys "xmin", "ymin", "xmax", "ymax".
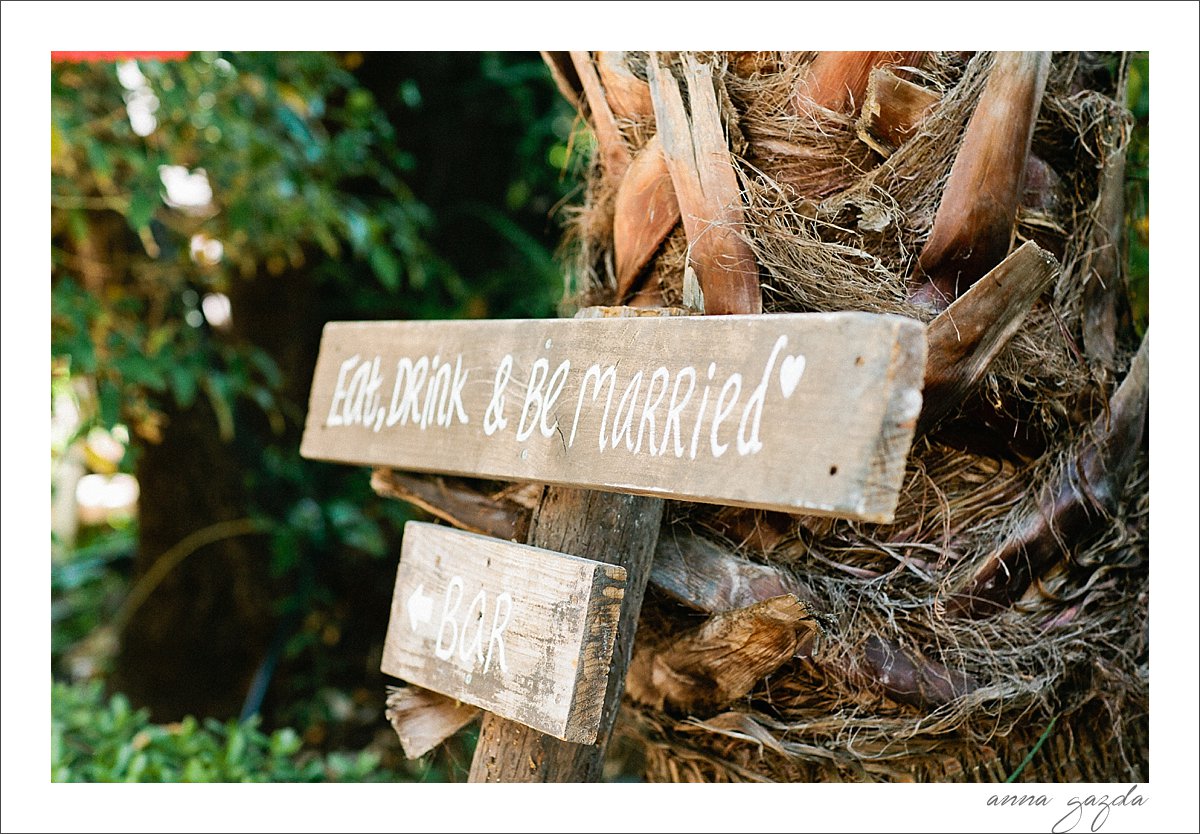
[{"xmin": 779, "ymin": 354, "xmax": 806, "ymax": 399}]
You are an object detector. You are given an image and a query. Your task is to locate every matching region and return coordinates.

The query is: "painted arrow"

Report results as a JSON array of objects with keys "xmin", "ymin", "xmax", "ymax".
[{"xmin": 407, "ymin": 583, "xmax": 434, "ymax": 631}]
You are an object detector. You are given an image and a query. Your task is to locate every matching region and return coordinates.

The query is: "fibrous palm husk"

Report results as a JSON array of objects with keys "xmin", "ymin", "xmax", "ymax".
[{"xmin": 551, "ymin": 50, "xmax": 1146, "ymax": 783}]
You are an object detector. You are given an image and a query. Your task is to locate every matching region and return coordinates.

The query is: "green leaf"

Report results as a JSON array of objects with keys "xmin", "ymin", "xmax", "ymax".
[
  {"xmin": 170, "ymin": 365, "xmax": 198, "ymax": 408},
  {"xmin": 68, "ymin": 210, "xmax": 89, "ymax": 245},
  {"xmin": 98, "ymin": 379, "xmax": 122, "ymax": 428},
  {"xmin": 127, "ymin": 188, "xmax": 159, "ymax": 231},
  {"xmin": 84, "ymin": 139, "xmax": 114, "ymax": 182},
  {"xmin": 369, "ymin": 246, "xmax": 401, "ymax": 290},
  {"xmin": 117, "ymin": 353, "xmax": 167, "ymax": 391},
  {"xmin": 341, "ymin": 516, "xmax": 385, "ymax": 557},
  {"xmin": 270, "ymin": 727, "xmax": 302, "ymax": 757},
  {"xmin": 313, "ymin": 221, "xmax": 340, "ymax": 257}
]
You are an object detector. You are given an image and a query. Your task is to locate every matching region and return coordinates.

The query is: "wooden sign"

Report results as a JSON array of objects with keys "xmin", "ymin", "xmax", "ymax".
[
  {"xmin": 380, "ymin": 522, "xmax": 627, "ymax": 744},
  {"xmin": 301, "ymin": 313, "xmax": 926, "ymax": 522}
]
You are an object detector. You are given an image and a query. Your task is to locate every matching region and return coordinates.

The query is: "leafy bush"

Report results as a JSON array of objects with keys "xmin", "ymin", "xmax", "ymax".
[
  {"xmin": 52, "ymin": 680, "xmax": 390, "ymax": 782},
  {"xmin": 49, "ymin": 50, "xmax": 575, "ymax": 780}
]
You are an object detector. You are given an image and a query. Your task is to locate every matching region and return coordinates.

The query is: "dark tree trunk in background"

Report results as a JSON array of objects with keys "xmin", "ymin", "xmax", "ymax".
[
  {"xmin": 112, "ymin": 266, "xmax": 323, "ymax": 721},
  {"xmin": 114, "ymin": 394, "xmax": 276, "ymax": 721}
]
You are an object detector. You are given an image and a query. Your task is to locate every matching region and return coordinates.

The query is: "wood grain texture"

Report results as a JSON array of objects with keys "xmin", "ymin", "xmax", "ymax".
[
  {"xmin": 571, "ymin": 51, "xmax": 631, "ymax": 181},
  {"xmin": 647, "ymin": 53, "xmax": 761, "ymax": 316},
  {"xmin": 650, "ymin": 528, "xmax": 807, "ymax": 613},
  {"xmin": 794, "ymin": 51, "xmax": 928, "ymax": 116},
  {"xmin": 384, "ymin": 684, "xmax": 480, "ymax": 759},
  {"xmin": 300, "ymin": 313, "xmax": 927, "ymax": 522},
  {"xmin": 369, "ymin": 468, "xmax": 531, "ymax": 541},
  {"xmin": 613, "ymin": 133, "xmax": 680, "ymax": 301},
  {"xmin": 469, "ymin": 487, "xmax": 665, "ymax": 782},
  {"xmin": 380, "ymin": 522, "xmax": 626, "ymax": 743},
  {"xmin": 596, "ymin": 51, "xmax": 652, "ymax": 121},
  {"xmin": 363, "ymin": 474, "xmax": 810, "ymax": 618},
  {"xmin": 626, "ymin": 594, "xmax": 816, "ymax": 715},
  {"xmin": 919, "ymin": 241, "xmax": 1059, "ymax": 433},
  {"xmin": 856, "ymin": 67, "xmax": 941, "ymax": 157},
  {"xmin": 913, "ymin": 52, "xmax": 1052, "ymax": 308}
]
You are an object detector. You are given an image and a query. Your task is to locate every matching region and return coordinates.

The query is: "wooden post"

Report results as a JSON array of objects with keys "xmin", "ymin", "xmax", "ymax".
[
  {"xmin": 469, "ymin": 304, "xmax": 663, "ymax": 782},
  {"xmin": 468, "ymin": 486, "xmax": 663, "ymax": 782}
]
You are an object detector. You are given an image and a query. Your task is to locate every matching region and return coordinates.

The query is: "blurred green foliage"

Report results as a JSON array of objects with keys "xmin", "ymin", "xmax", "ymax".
[
  {"xmin": 50, "ymin": 51, "xmax": 577, "ymax": 780},
  {"xmin": 51, "ymin": 51, "xmax": 457, "ymax": 449},
  {"xmin": 1124, "ymin": 52, "xmax": 1148, "ymax": 335},
  {"xmin": 52, "ymin": 679, "xmax": 385, "ymax": 782},
  {"xmin": 51, "ymin": 528, "xmax": 134, "ymax": 664}
]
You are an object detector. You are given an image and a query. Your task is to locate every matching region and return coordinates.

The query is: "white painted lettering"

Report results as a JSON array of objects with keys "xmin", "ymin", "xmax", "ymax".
[
  {"xmin": 690, "ymin": 363, "xmax": 717, "ymax": 460},
  {"xmin": 360, "ymin": 356, "xmax": 385, "ymax": 432},
  {"xmin": 483, "ymin": 592, "xmax": 512, "ymax": 674},
  {"xmin": 539, "ymin": 360, "xmax": 570, "ymax": 438},
  {"xmin": 434, "ymin": 576, "xmax": 464, "ymax": 661},
  {"xmin": 610, "ymin": 371, "xmax": 644, "ymax": 451},
  {"xmin": 386, "ymin": 358, "xmax": 410, "ymax": 427},
  {"xmin": 326, "ymin": 354, "xmax": 360, "ymax": 426},
  {"xmin": 635, "ymin": 366, "xmax": 670, "ymax": 455},
  {"xmin": 432, "ymin": 357, "xmax": 453, "ymax": 427},
  {"xmin": 483, "ymin": 354, "xmax": 513, "ymax": 436},
  {"xmin": 710, "ymin": 373, "xmax": 743, "ymax": 458},
  {"xmin": 343, "ymin": 360, "xmax": 372, "ymax": 426},
  {"xmin": 457, "ymin": 589, "xmax": 487, "ymax": 666},
  {"xmin": 661, "ymin": 366, "xmax": 696, "ymax": 458},
  {"xmin": 400, "ymin": 356, "xmax": 429, "ymax": 426},
  {"xmin": 446, "ymin": 354, "xmax": 469, "ymax": 425},
  {"xmin": 570, "ymin": 363, "xmax": 616, "ymax": 449},
  {"xmin": 421, "ymin": 355, "xmax": 443, "ymax": 430},
  {"xmin": 517, "ymin": 357, "xmax": 549, "ymax": 442},
  {"xmin": 737, "ymin": 335, "xmax": 787, "ymax": 455}
]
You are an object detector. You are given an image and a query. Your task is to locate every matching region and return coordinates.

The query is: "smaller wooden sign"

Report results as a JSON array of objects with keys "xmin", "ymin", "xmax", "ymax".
[{"xmin": 381, "ymin": 522, "xmax": 627, "ymax": 744}]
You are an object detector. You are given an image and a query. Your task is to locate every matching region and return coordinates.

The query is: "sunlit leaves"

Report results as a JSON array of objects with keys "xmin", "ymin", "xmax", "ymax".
[
  {"xmin": 51, "ymin": 55, "xmax": 573, "ymax": 768},
  {"xmin": 51, "ymin": 51, "xmax": 445, "ymax": 445}
]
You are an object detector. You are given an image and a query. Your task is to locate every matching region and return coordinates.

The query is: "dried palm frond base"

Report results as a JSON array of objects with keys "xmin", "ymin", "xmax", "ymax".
[{"xmin": 552, "ymin": 50, "xmax": 1147, "ymax": 783}]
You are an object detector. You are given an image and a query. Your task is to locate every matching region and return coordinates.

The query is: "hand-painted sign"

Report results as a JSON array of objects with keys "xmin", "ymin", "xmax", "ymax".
[
  {"xmin": 301, "ymin": 312, "xmax": 926, "ymax": 522},
  {"xmin": 380, "ymin": 522, "xmax": 627, "ymax": 744}
]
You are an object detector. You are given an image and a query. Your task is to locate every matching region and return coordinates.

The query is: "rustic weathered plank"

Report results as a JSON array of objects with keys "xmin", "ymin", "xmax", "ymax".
[
  {"xmin": 380, "ymin": 522, "xmax": 626, "ymax": 743},
  {"xmin": 369, "ymin": 468, "xmax": 531, "ymax": 541},
  {"xmin": 300, "ymin": 312, "xmax": 927, "ymax": 522}
]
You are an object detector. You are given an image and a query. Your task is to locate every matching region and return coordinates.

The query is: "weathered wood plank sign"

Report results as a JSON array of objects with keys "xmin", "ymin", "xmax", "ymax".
[
  {"xmin": 301, "ymin": 313, "xmax": 926, "ymax": 522},
  {"xmin": 380, "ymin": 522, "xmax": 627, "ymax": 743}
]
